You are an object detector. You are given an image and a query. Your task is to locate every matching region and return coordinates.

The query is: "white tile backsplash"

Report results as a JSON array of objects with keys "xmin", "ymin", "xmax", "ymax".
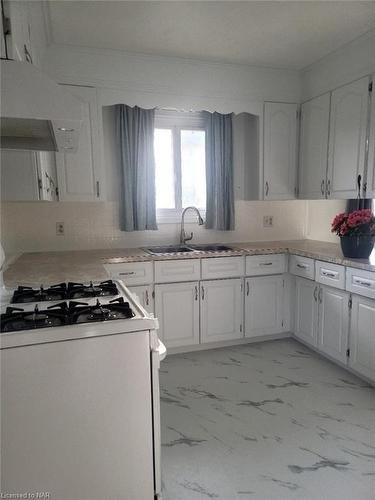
[{"xmin": 1, "ymin": 200, "xmax": 311, "ymax": 254}]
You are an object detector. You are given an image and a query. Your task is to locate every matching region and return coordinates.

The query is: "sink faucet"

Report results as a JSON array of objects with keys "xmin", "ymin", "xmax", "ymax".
[{"xmin": 180, "ymin": 206, "xmax": 204, "ymax": 245}]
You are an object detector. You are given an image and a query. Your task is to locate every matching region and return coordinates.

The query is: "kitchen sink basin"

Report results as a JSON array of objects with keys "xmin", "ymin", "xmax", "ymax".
[
  {"xmin": 189, "ymin": 244, "xmax": 234, "ymax": 252},
  {"xmin": 144, "ymin": 245, "xmax": 196, "ymax": 255}
]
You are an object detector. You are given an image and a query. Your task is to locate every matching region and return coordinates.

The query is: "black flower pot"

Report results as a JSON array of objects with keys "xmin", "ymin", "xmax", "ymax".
[{"xmin": 340, "ymin": 235, "xmax": 375, "ymax": 259}]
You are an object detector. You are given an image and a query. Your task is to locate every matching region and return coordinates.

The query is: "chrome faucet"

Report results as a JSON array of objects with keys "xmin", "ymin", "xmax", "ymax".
[{"xmin": 180, "ymin": 206, "xmax": 204, "ymax": 245}]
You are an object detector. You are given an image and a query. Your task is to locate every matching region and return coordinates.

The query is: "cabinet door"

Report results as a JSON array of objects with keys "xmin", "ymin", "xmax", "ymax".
[
  {"xmin": 294, "ymin": 277, "xmax": 318, "ymax": 347},
  {"xmin": 349, "ymin": 295, "xmax": 375, "ymax": 382},
  {"xmin": 200, "ymin": 278, "xmax": 243, "ymax": 343},
  {"xmin": 317, "ymin": 286, "xmax": 349, "ymax": 364},
  {"xmin": 0, "ymin": 150, "xmax": 40, "ymax": 201},
  {"xmin": 263, "ymin": 102, "xmax": 297, "ymax": 200},
  {"xmin": 245, "ymin": 275, "xmax": 284, "ymax": 338},
  {"xmin": 327, "ymin": 77, "xmax": 370, "ymax": 198},
  {"xmin": 56, "ymin": 85, "xmax": 103, "ymax": 201},
  {"xmin": 366, "ymin": 77, "xmax": 375, "ymax": 198},
  {"xmin": 299, "ymin": 94, "xmax": 330, "ymax": 199},
  {"xmin": 128, "ymin": 285, "xmax": 154, "ymax": 315},
  {"xmin": 155, "ymin": 282, "xmax": 199, "ymax": 348}
]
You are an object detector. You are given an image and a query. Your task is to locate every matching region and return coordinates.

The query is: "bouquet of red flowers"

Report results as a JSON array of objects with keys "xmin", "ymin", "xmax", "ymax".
[{"xmin": 331, "ymin": 209, "xmax": 375, "ymax": 237}]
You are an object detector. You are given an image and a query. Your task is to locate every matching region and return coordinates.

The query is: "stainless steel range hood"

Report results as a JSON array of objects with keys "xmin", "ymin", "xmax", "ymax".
[{"xmin": 0, "ymin": 60, "xmax": 83, "ymax": 152}]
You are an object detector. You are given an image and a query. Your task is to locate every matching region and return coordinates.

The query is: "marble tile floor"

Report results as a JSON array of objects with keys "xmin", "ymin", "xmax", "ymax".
[{"xmin": 159, "ymin": 339, "xmax": 375, "ymax": 500}]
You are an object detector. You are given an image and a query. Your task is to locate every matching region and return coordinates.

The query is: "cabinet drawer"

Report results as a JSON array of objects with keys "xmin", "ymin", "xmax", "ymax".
[
  {"xmin": 245, "ymin": 254, "xmax": 287, "ymax": 276},
  {"xmin": 154, "ymin": 259, "xmax": 201, "ymax": 283},
  {"xmin": 315, "ymin": 261, "xmax": 345, "ymax": 290},
  {"xmin": 289, "ymin": 255, "xmax": 315, "ymax": 280},
  {"xmin": 201, "ymin": 256, "xmax": 244, "ymax": 280},
  {"xmin": 104, "ymin": 261, "xmax": 153, "ymax": 285},
  {"xmin": 346, "ymin": 268, "xmax": 375, "ymax": 300}
]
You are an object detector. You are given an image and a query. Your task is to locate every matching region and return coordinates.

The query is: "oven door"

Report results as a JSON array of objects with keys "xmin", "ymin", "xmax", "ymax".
[{"xmin": 151, "ymin": 335, "xmax": 167, "ymax": 497}]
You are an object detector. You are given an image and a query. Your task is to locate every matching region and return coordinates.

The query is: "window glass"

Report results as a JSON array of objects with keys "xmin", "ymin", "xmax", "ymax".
[
  {"xmin": 154, "ymin": 128, "xmax": 175, "ymax": 209},
  {"xmin": 180, "ymin": 129, "xmax": 206, "ymax": 208}
]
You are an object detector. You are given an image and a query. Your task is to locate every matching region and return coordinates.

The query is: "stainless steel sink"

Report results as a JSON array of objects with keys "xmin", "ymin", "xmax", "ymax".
[
  {"xmin": 144, "ymin": 245, "xmax": 196, "ymax": 255},
  {"xmin": 188, "ymin": 244, "xmax": 234, "ymax": 252}
]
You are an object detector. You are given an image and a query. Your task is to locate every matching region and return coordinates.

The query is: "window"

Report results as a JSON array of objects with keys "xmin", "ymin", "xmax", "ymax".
[{"xmin": 154, "ymin": 111, "xmax": 206, "ymax": 222}]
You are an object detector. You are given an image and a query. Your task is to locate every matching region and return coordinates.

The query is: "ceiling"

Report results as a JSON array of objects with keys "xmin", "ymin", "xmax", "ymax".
[{"xmin": 46, "ymin": 1, "xmax": 375, "ymax": 70}]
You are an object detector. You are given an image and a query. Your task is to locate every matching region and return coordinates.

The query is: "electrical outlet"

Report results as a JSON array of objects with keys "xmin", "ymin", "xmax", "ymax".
[
  {"xmin": 263, "ymin": 215, "xmax": 273, "ymax": 228},
  {"xmin": 56, "ymin": 222, "xmax": 65, "ymax": 236}
]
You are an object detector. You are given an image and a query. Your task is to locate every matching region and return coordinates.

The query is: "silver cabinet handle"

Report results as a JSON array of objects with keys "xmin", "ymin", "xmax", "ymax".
[
  {"xmin": 326, "ymin": 179, "xmax": 331, "ymax": 197},
  {"xmin": 96, "ymin": 181, "xmax": 100, "ymax": 198},
  {"xmin": 119, "ymin": 271, "xmax": 135, "ymax": 276},
  {"xmin": 195, "ymin": 285, "xmax": 198, "ymax": 301},
  {"xmin": 353, "ymin": 279, "xmax": 373, "ymax": 288},
  {"xmin": 322, "ymin": 270, "xmax": 337, "ymax": 278},
  {"xmin": 318, "ymin": 287, "xmax": 323, "ymax": 303},
  {"xmin": 201, "ymin": 285, "xmax": 205, "ymax": 300},
  {"xmin": 321, "ymin": 179, "xmax": 325, "ymax": 196},
  {"xmin": 313, "ymin": 286, "xmax": 318, "ymax": 302},
  {"xmin": 145, "ymin": 289, "xmax": 149, "ymax": 306},
  {"xmin": 246, "ymin": 281, "xmax": 250, "ymax": 296},
  {"xmin": 259, "ymin": 262, "xmax": 273, "ymax": 266},
  {"xmin": 297, "ymin": 263, "xmax": 308, "ymax": 269},
  {"xmin": 265, "ymin": 181, "xmax": 269, "ymax": 196}
]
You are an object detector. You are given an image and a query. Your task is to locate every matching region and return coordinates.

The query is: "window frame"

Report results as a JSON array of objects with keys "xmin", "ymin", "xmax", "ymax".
[{"xmin": 154, "ymin": 110, "xmax": 207, "ymax": 223}]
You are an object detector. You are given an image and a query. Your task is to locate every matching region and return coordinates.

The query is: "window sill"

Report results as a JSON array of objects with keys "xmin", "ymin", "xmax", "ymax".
[{"xmin": 157, "ymin": 208, "xmax": 206, "ymax": 225}]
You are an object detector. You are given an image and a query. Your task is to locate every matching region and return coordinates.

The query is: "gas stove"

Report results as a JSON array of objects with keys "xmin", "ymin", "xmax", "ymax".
[{"xmin": 0, "ymin": 280, "xmax": 158, "ymax": 344}]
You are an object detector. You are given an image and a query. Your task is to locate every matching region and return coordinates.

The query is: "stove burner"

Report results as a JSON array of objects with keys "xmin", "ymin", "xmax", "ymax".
[
  {"xmin": 11, "ymin": 280, "xmax": 119, "ymax": 303},
  {"xmin": 0, "ymin": 297, "xmax": 135, "ymax": 333}
]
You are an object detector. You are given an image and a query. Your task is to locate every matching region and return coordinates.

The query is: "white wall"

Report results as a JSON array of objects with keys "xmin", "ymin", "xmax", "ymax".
[
  {"xmin": 301, "ymin": 28, "xmax": 375, "ymax": 101},
  {"xmin": 305, "ymin": 200, "xmax": 347, "ymax": 243},
  {"xmin": 0, "ymin": 200, "xmax": 308, "ymax": 254}
]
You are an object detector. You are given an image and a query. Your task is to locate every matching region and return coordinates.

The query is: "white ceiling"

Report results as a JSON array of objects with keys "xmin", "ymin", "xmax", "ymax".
[{"xmin": 46, "ymin": 1, "xmax": 375, "ymax": 70}]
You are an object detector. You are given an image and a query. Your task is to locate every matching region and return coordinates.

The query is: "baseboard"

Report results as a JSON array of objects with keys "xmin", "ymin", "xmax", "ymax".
[{"xmin": 165, "ymin": 332, "xmax": 292, "ymax": 355}]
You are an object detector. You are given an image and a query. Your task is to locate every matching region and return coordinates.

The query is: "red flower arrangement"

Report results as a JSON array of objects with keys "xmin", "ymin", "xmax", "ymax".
[{"xmin": 331, "ymin": 209, "xmax": 375, "ymax": 237}]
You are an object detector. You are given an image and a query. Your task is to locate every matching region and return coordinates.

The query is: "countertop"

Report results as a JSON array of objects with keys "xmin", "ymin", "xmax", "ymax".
[{"xmin": 2, "ymin": 239, "xmax": 375, "ymax": 287}]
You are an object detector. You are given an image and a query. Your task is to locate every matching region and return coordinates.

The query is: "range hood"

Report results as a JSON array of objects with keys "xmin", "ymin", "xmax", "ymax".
[{"xmin": 0, "ymin": 60, "xmax": 83, "ymax": 152}]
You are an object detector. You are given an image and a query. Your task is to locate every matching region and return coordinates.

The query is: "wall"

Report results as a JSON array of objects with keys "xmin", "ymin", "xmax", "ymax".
[
  {"xmin": 0, "ymin": 200, "xmax": 308, "ymax": 254},
  {"xmin": 301, "ymin": 28, "xmax": 375, "ymax": 101},
  {"xmin": 305, "ymin": 200, "xmax": 347, "ymax": 243}
]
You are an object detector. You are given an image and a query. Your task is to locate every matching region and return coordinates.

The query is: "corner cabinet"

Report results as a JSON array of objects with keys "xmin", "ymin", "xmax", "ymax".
[
  {"xmin": 200, "ymin": 278, "xmax": 243, "ymax": 343},
  {"xmin": 263, "ymin": 102, "xmax": 298, "ymax": 200},
  {"xmin": 299, "ymin": 93, "xmax": 330, "ymax": 199},
  {"xmin": 155, "ymin": 282, "xmax": 200, "ymax": 349},
  {"xmin": 128, "ymin": 285, "xmax": 154, "ymax": 315},
  {"xmin": 327, "ymin": 76, "xmax": 370, "ymax": 199},
  {"xmin": 55, "ymin": 85, "xmax": 104, "ymax": 201},
  {"xmin": 349, "ymin": 295, "xmax": 375, "ymax": 382},
  {"xmin": 244, "ymin": 275, "xmax": 286, "ymax": 338}
]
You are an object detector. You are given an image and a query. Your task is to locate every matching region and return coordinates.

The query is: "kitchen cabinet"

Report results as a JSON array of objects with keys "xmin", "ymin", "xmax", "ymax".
[
  {"xmin": 294, "ymin": 277, "xmax": 318, "ymax": 348},
  {"xmin": 244, "ymin": 275, "xmax": 285, "ymax": 338},
  {"xmin": 317, "ymin": 286, "xmax": 349, "ymax": 364},
  {"xmin": 155, "ymin": 282, "xmax": 199, "ymax": 348},
  {"xmin": 349, "ymin": 294, "xmax": 375, "ymax": 382},
  {"xmin": 55, "ymin": 85, "xmax": 104, "ymax": 201},
  {"xmin": 299, "ymin": 93, "xmax": 330, "ymax": 199},
  {"xmin": 327, "ymin": 76, "xmax": 370, "ymax": 198},
  {"xmin": 200, "ymin": 278, "xmax": 243, "ymax": 343},
  {"xmin": 263, "ymin": 102, "xmax": 298, "ymax": 200},
  {"xmin": 1, "ymin": 150, "xmax": 58, "ymax": 201},
  {"xmin": 366, "ymin": 77, "xmax": 375, "ymax": 198},
  {"xmin": 129, "ymin": 285, "xmax": 154, "ymax": 315}
]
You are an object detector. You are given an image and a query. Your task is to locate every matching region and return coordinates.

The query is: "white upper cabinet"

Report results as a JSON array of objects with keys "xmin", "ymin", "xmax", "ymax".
[
  {"xmin": 263, "ymin": 102, "xmax": 298, "ymax": 200},
  {"xmin": 1, "ymin": 150, "xmax": 57, "ymax": 202},
  {"xmin": 56, "ymin": 85, "xmax": 104, "ymax": 201},
  {"xmin": 366, "ymin": 78, "xmax": 375, "ymax": 198},
  {"xmin": 327, "ymin": 76, "xmax": 370, "ymax": 199},
  {"xmin": 299, "ymin": 93, "xmax": 330, "ymax": 199},
  {"xmin": 200, "ymin": 278, "xmax": 243, "ymax": 343}
]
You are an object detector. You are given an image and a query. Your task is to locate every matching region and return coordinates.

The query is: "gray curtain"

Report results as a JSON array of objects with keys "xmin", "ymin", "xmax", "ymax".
[
  {"xmin": 204, "ymin": 111, "xmax": 234, "ymax": 230},
  {"xmin": 116, "ymin": 104, "xmax": 157, "ymax": 231}
]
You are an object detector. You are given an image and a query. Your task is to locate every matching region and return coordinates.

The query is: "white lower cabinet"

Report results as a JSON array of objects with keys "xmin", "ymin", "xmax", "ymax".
[
  {"xmin": 244, "ymin": 275, "xmax": 285, "ymax": 338},
  {"xmin": 317, "ymin": 286, "xmax": 349, "ymax": 363},
  {"xmin": 294, "ymin": 277, "xmax": 319, "ymax": 347},
  {"xmin": 349, "ymin": 295, "xmax": 375, "ymax": 382},
  {"xmin": 154, "ymin": 282, "xmax": 199, "ymax": 348},
  {"xmin": 200, "ymin": 278, "xmax": 243, "ymax": 343},
  {"xmin": 128, "ymin": 285, "xmax": 154, "ymax": 315}
]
